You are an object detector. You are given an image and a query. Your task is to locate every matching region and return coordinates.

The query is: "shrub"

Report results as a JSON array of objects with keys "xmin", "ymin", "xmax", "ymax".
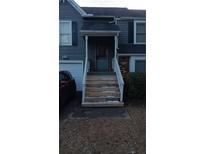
[{"xmin": 124, "ymin": 72, "xmax": 146, "ymax": 101}]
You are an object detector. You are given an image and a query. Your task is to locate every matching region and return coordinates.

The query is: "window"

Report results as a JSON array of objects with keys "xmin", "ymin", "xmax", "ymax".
[
  {"xmin": 59, "ymin": 20, "xmax": 72, "ymax": 46},
  {"xmin": 134, "ymin": 21, "xmax": 146, "ymax": 44},
  {"xmin": 129, "ymin": 56, "xmax": 146, "ymax": 74},
  {"xmin": 135, "ymin": 60, "xmax": 146, "ymax": 74}
]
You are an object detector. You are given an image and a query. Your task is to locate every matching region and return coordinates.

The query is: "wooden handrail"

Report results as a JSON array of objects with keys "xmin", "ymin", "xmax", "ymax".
[{"xmin": 114, "ymin": 58, "xmax": 124, "ymax": 102}]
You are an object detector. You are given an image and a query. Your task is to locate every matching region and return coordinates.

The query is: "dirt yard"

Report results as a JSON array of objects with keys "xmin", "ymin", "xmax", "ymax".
[{"xmin": 59, "ymin": 95, "xmax": 145, "ymax": 154}]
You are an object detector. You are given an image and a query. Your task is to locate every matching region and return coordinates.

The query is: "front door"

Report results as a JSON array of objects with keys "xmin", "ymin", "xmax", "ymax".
[{"xmin": 96, "ymin": 46, "xmax": 109, "ymax": 72}]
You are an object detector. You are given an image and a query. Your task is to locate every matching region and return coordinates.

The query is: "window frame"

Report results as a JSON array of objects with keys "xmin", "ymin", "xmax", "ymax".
[
  {"xmin": 59, "ymin": 20, "xmax": 72, "ymax": 46},
  {"xmin": 134, "ymin": 20, "xmax": 146, "ymax": 45},
  {"xmin": 129, "ymin": 55, "xmax": 146, "ymax": 72}
]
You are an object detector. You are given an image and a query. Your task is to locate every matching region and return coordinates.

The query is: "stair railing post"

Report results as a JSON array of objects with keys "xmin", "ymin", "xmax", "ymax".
[
  {"xmin": 114, "ymin": 35, "xmax": 118, "ymax": 60},
  {"xmin": 82, "ymin": 35, "xmax": 88, "ymax": 103},
  {"xmin": 85, "ymin": 35, "xmax": 88, "ymax": 62}
]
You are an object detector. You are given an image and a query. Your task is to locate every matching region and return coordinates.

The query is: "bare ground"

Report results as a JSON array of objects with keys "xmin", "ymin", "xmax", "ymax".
[{"xmin": 59, "ymin": 95, "xmax": 145, "ymax": 154}]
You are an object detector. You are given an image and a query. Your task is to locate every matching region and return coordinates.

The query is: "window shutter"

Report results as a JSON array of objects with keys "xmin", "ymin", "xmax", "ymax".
[
  {"xmin": 128, "ymin": 21, "xmax": 134, "ymax": 43},
  {"xmin": 72, "ymin": 21, "xmax": 78, "ymax": 46}
]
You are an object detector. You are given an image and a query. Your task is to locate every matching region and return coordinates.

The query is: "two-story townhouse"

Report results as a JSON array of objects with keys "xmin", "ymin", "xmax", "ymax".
[{"xmin": 59, "ymin": 0, "xmax": 146, "ymax": 107}]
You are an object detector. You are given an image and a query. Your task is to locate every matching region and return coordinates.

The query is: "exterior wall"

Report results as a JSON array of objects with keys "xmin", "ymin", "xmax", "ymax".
[
  {"xmin": 117, "ymin": 18, "xmax": 146, "ymax": 74},
  {"xmin": 119, "ymin": 55, "xmax": 146, "ymax": 75},
  {"xmin": 118, "ymin": 19, "xmax": 129, "ymax": 44},
  {"xmin": 59, "ymin": 1, "xmax": 146, "ymax": 66},
  {"xmin": 59, "ymin": 2, "xmax": 85, "ymax": 61},
  {"xmin": 117, "ymin": 18, "xmax": 145, "ymax": 44}
]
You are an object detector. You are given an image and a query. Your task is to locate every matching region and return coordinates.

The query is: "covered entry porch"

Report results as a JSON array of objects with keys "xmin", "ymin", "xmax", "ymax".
[
  {"xmin": 81, "ymin": 31, "xmax": 119, "ymax": 73},
  {"xmin": 80, "ymin": 20, "xmax": 124, "ymax": 107}
]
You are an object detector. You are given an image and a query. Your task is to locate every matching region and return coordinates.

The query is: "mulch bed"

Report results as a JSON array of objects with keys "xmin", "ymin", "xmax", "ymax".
[{"xmin": 59, "ymin": 99, "xmax": 145, "ymax": 154}]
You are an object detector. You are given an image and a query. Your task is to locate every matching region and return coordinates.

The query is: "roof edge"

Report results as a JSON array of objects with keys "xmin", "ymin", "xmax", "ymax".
[
  {"xmin": 118, "ymin": 53, "xmax": 146, "ymax": 56},
  {"xmin": 60, "ymin": 0, "xmax": 88, "ymax": 16},
  {"xmin": 80, "ymin": 30, "xmax": 120, "ymax": 33},
  {"xmin": 80, "ymin": 30, "xmax": 120, "ymax": 36}
]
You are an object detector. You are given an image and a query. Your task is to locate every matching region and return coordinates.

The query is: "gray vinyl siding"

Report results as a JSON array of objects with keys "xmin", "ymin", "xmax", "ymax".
[
  {"xmin": 117, "ymin": 18, "xmax": 146, "ymax": 44},
  {"xmin": 59, "ymin": 2, "xmax": 85, "ymax": 61},
  {"xmin": 117, "ymin": 19, "xmax": 129, "ymax": 44},
  {"xmin": 59, "ymin": 2, "xmax": 146, "ymax": 60}
]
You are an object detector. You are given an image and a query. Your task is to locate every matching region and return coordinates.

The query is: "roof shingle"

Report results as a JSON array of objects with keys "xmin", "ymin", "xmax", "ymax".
[
  {"xmin": 81, "ymin": 22, "xmax": 120, "ymax": 31},
  {"xmin": 81, "ymin": 7, "xmax": 146, "ymax": 18}
]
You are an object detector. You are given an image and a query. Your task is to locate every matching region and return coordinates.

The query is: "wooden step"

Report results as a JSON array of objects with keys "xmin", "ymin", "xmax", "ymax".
[
  {"xmin": 86, "ymin": 81, "xmax": 118, "ymax": 87},
  {"xmin": 85, "ymin": 91, "xmax": 120, "ymax": 97},
  {"xmin": 85, "ymin": 96, "xmax": 120, "ymax": 102},
  {"xmin": 87, "ymin": 75, "xmax": 116, "ymax": 77},
  {"xmin": 86, "ymin": 83, "xmax": 118, "ymax": 87},
  {"xmin": 86, "ymin": 80, "xmax": 118, "ymax": 84},
  {"xmin": 87, "ymin": 75, "xmax": 117, "ymax": 81},
  {"xmin": 82, "ymin": 101, "xmax": 124, "ymax": 107},
  {"xmin": 87, "ymin": 72, "xmax": 115, "ymax": 75},
  {"xmin": 87, "ymin": 77, "xmax": 117, "ymax": 81},
  {"xmin": 86, "ymin": 90, "xmax": 120, "ymax": 94},
  {"xmin": 82, "ymin": 74, "xmax": 123, "ymax": 108},
  {"xmin": 86, "ymin": 87, "xmax": 120, "ymax": 92}
]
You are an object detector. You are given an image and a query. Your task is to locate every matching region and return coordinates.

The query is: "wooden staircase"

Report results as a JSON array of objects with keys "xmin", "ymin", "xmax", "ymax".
[{"xmin": 82, "ymin": 73, "xmax": 124, "ymax": 107}]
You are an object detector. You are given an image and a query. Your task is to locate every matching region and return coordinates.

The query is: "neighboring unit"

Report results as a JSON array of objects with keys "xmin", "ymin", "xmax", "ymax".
[{"xmin": 59, "ymin": 0, "xmax": 146, "ymax": 107}]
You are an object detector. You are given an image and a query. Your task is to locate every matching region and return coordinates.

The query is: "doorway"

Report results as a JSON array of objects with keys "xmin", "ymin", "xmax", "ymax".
[
  {"xmin": 96, "ymin": 46, "xmax": 109, "ymax": 72},
  {"xmin": 88, "ymin": 36, "xmax": 114, "ymax": 72}
]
